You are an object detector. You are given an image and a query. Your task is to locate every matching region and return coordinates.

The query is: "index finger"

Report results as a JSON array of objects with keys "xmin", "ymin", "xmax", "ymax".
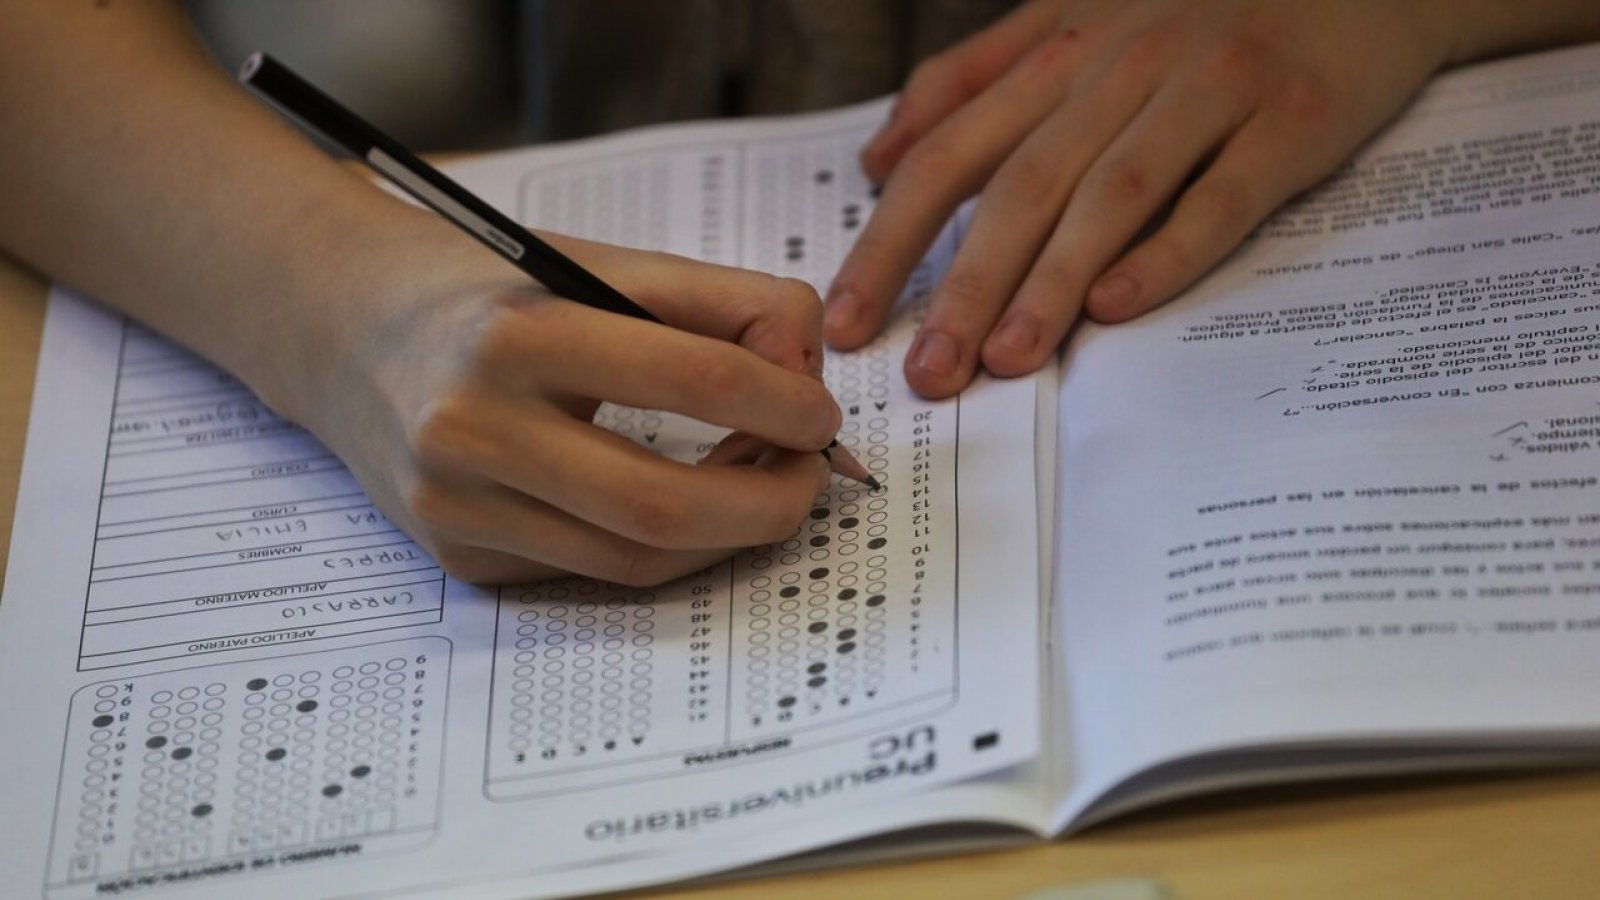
[
  {"xmin": 542, "ymin": 233, "xmax": 826, "ymax": 377},
  {"xmin": 487, "ymin": 298, "xmax": 841, "ymax": 452},
  {"xmin": 424, "ymin": 402, "xmax": 831, "ymax": 552},
  {"xmin": 824, "ymin": 27, "xmax": 1089, "ymax": 351}
]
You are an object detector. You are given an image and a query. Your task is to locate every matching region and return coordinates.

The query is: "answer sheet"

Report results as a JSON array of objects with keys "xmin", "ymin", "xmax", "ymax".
[
  {"xmin": 1049, "ymin": 44, "xmax": 1600, "ymax": 824},
  {"xmin": 0, "ymin": 103, "xmax": 1042, "ymax": 898}
]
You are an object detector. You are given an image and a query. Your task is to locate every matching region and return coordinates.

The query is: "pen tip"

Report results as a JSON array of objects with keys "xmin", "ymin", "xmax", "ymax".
[{"xmin": 822, "ymin": 441, "xmax": 880, "ymax": 491}]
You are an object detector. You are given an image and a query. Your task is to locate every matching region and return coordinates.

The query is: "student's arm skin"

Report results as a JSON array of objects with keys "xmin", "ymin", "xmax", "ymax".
[
  {"xmin": 825, "ymin": 0, "xmax": 1600, "ymax": 398},
  {"xmin": 0, "ymin": 0, "xmax": 841, "ymax": 586}
]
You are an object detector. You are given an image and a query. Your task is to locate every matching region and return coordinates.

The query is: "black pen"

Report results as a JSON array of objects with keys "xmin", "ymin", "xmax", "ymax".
[{"xmin": 238, "ymin": 52, "xmax": 880, "ymax": 491}]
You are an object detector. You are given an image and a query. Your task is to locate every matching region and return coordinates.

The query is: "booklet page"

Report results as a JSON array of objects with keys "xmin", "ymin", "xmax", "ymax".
[
  {"xmin": 0, "ymin": 103, "xmax": 1043, "ymax": 899},
  {"xmin": 1049, "ymin": 44, "xmax": 1600, "ymax": 824}
]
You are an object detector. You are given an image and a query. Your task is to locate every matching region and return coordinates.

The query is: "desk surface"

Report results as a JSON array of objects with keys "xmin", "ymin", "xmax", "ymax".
[{"xmin": 4, "ymin": 253, "xmax": 1600, "ymax": 899}]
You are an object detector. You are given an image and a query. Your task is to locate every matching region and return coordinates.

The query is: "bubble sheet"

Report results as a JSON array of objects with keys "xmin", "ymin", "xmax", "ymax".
[{"xmin": 45, "ymin": 639, "xmax": 449, "ymax": 897}]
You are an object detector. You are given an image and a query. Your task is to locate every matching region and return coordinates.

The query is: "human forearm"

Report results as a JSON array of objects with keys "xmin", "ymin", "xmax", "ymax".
[
  {"xmin": 0, "ymin": 0, "xmax": 844, "ymax": 586},
  {"xmin": 0, "ymin": 0, "xmax": 428, "ymax": 411}
]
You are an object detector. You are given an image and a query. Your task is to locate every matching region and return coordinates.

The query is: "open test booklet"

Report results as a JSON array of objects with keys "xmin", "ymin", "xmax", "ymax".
[{"xmin": 4, "ymin": 41, "xmax": 1600, "ymax": 900}]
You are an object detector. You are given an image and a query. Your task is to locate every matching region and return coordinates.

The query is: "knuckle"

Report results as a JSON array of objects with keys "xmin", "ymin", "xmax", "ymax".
[
  {"xmin": 989, "ymin": 150, "xmax": 1062, "ymax": 207},
  {"xmin": 500, "ymin": 296, "xmax": 581, "ymax": 357},
  {"xmin": 1278, "ymin": 75, "xmax": 1336, "ymax": 130},
  {"xmin": 773, "ymin": 275, "xmax": 822, "ymax": 313},
  {"xmin": 1088, "ymin": 158, "xmax": 1153, "ymax": 204},
  {"xmin": 610, "ymin": 544, "xmax": 674, "ymax": 588},
  {"xmin": 1149, "ymin": 232, "xmax": 1199, "ymax": 276},
  {"xmin": 1198, "ymin": 35, "xmax": 1267, "ymax": 87},
  {"xmin": 900, "ymin": 134, "xmax": 970, "ymax": 183},
  {"xmin": 399, "ymin": 478, "xmax": 460, "ymax": 535},
  {"xmin": 619, "ymin": 489, "xmax": 692, "ymax": 549},
  {"xmin": 1112, "ymin": 28, "xmax": 1172, "ymax": 74},
  {"xmin": 407, "ymin": 398, "xmax": 477, "ymax": 470},
  {"xmin": 472, "ymin": 308, "xmax": 518, "ymax": 363},
  {"xmin": 934, "ymin": 268, "xmax": 1000, "ymax": 314},
  {"xmin": 1026, "ymin": 255, "xmax": 1083, "ymax": 297},
  {"xmin": 476, "ymin": 301, "xmax": 541, "ymax": 362},
  {"xmin": 1197, "ymin": 180, "xmax": 1258, "ymax": 235}
]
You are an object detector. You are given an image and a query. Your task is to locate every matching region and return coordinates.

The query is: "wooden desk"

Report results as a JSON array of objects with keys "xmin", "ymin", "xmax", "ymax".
[{"xmin": 4, "ymin": 254, "xmax": 1599, "ymax": 899}]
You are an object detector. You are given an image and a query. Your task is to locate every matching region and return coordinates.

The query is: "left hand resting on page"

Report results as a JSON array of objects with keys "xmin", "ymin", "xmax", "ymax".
[{"xmin": 823, "ymin": 0, "xmax": 1462, "ymax": 397}]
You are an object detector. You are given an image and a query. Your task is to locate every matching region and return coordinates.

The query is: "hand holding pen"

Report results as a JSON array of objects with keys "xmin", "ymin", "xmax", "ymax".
[
  {"xmin": 237, "ymin": 53, "xmax": 875, "ymax": 585},
  {"xmin": 240, "ymin": 53, "xmax": 878, "ymax": 493}
]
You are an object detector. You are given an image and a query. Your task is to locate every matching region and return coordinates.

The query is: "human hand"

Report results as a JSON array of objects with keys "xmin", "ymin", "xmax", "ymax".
[
  {"xmin": 824, "ymin": 0, "xmax": 1460, "ymax": 397},
  {"xmin": 268, "ymin": 218, "xmax": 840, "ymax": 586}
]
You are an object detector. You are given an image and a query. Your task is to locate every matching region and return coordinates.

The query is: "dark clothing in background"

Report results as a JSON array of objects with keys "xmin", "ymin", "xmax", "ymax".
[
  {"xmin": 189, "ymin": 0, "xmax": 1018, "ymax": 150},
  {"xmin": 520, "ymin": 0, "xmax": 1019, "ymax": 140}
]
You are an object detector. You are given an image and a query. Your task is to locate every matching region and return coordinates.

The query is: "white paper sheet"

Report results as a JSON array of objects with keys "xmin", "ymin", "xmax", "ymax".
[
  {"xmin": 1048, "ymin": 43, "xmax": 1600, "ymax": 824},
  {"xmin": 0, "ymin": 102, "xmax": 1044, "ymax": 899}
]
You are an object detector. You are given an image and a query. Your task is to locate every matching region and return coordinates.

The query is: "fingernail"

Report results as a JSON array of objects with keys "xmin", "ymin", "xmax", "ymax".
[
  {"xmin": 910, "ymin": 330, "xmax": 961, "ymax": 377},
  {"xmin": 824, "ymin": 288, "xmax": 860, "ymax": 332},
  {"xmin": 862, "ymin": 127, "xmax": 888, "ymax": 160},
  {"xmin": 1089, "ymin": 272, "xmax": 1141, "ymax": 310},
  {"xmin": 989, "ymin": 315, "xmax": 1039, "ymax": 355},
  {"xmin": 867, "ymin": 100, "xmax": 905, "ymax": 144},
  {"xmin": 862, "ymin": 104, "xmax": 904, "ymax": 166}
]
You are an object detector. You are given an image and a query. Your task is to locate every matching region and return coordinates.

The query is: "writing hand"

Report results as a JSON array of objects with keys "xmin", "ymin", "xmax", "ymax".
[
  {"xmin": 274, "ymin": 221, "xmax": 839, "ymax": 586},
  {"xmin": 824, "ymin": 0, "xmax": 1459, "ymax": 397}
]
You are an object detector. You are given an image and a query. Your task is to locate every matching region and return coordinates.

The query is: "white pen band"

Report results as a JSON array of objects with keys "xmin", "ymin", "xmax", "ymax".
[{"xmin": 365, "ymin": 147, "xmax": 526, "ymax": 261}]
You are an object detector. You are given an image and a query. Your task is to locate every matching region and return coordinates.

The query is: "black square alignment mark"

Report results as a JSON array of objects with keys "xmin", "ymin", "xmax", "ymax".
[{"xmin": 972, "ymin": 731, "xmax": 1000, "ymax": 751}]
